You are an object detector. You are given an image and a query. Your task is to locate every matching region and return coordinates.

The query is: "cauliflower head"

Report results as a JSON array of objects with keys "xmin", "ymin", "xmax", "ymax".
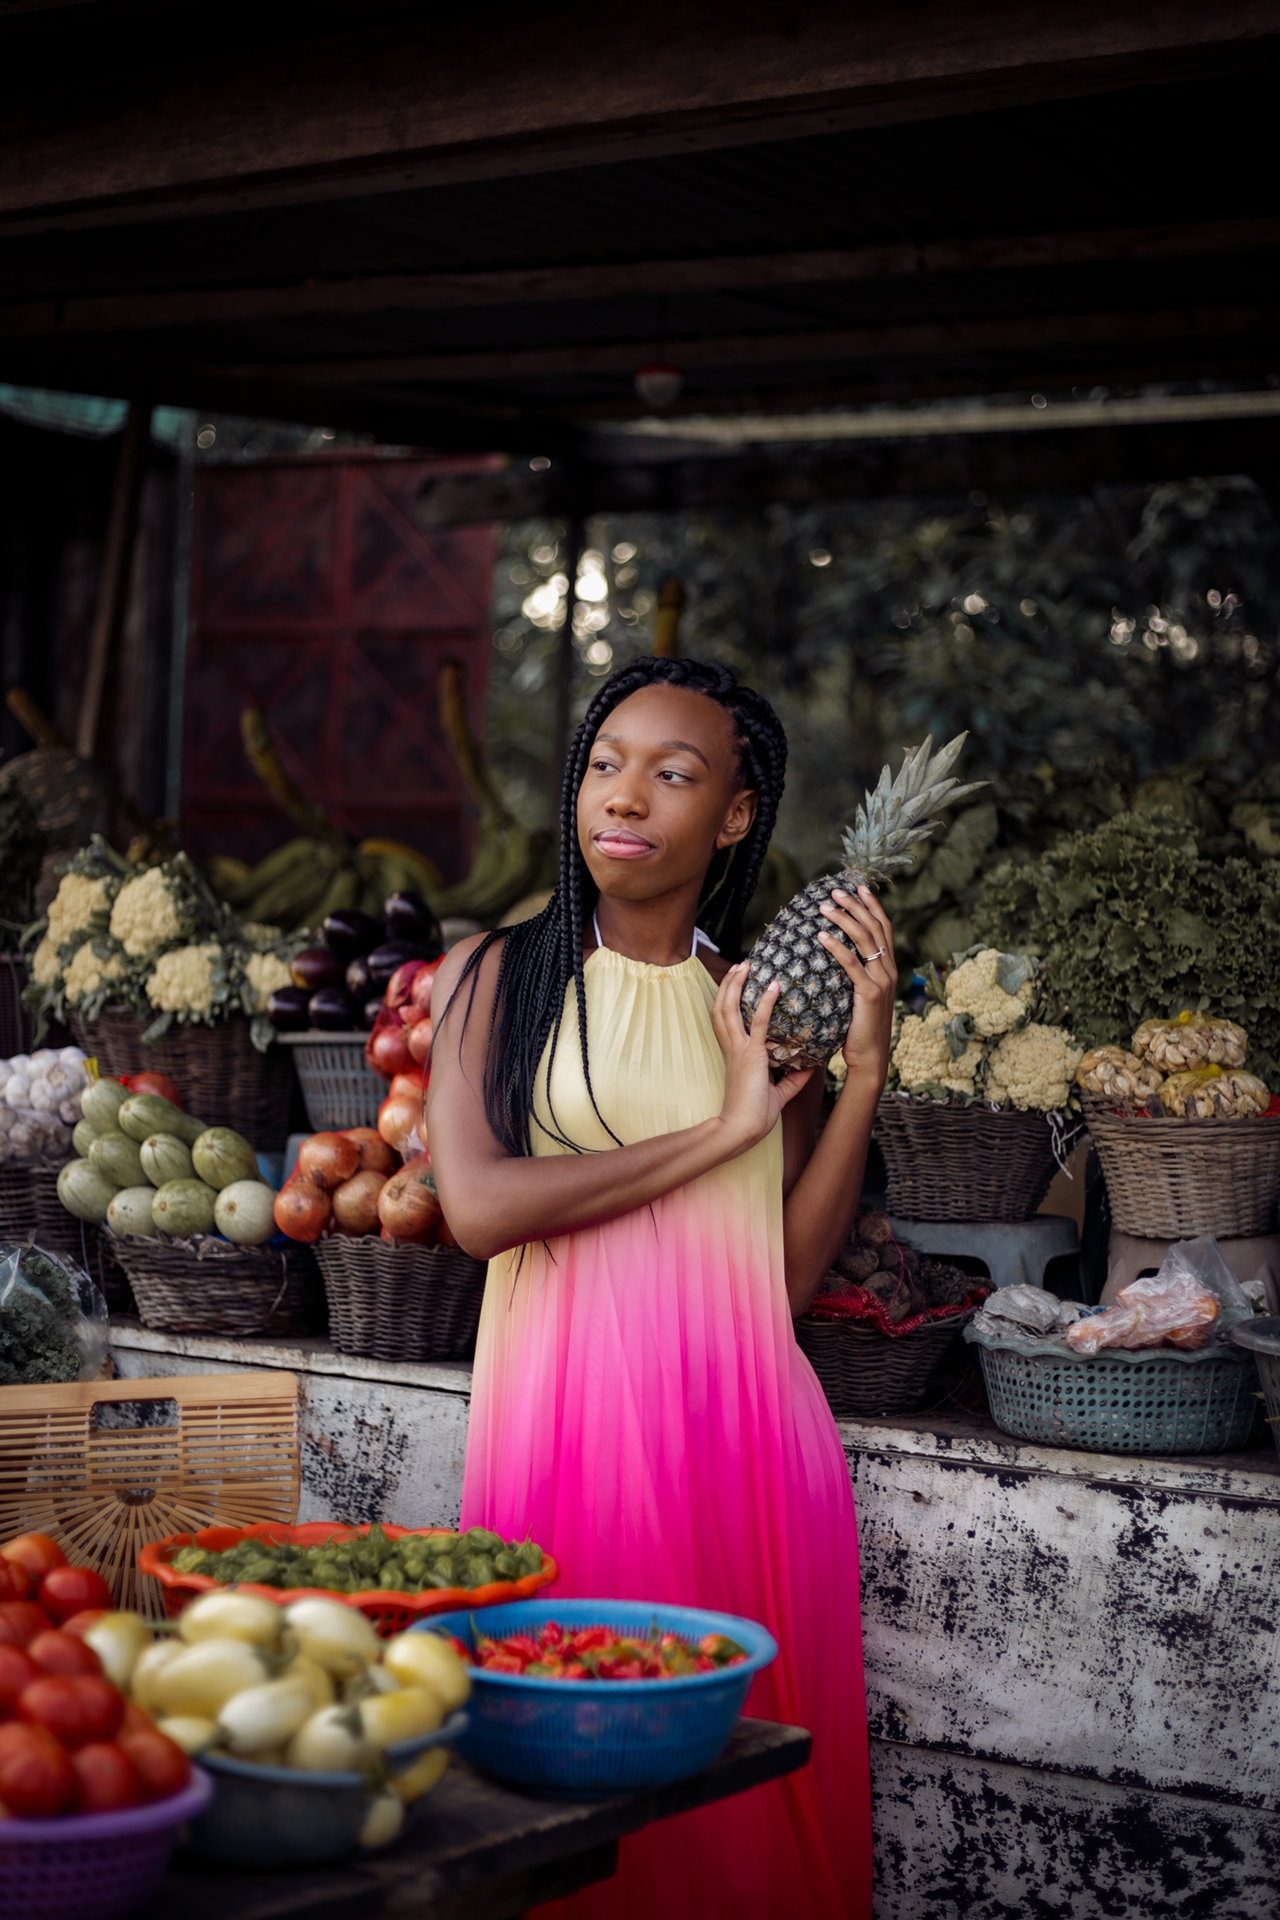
[
  {"xmin": 243, "ymin": 951, "xmax": 293, "ymax": 1012},
  {"xmin": 986, "ymin": 1024, "xmax": 1083, "ymax": 1112},
  {"xmin": 892, "ymin": 1004, "xmax": 985, "ymax": 1097},
  {"xmin": 30, "ymin": 932, "xmax": 61, "ymax": 988},
  {"xmin": 110, "ymin": 868, "xmax": 184, "ymax": 958},
  {"xmin": 146, "ymin": 944, "xmax": 221, "ymax": 1017},
  {"xmin": 63, "ymin": 944, "xmax": 126, "ymax": 1004},
  {"xmin": 46, "ymin": 873, "xmax": 112, "ymax": 950},
  {"xmin": 945, "ymin": 947, "xmax": 1035, "ymax": 1035}
]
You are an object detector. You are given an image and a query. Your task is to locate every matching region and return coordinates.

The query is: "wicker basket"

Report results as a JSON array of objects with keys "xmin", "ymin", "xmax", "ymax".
[
  {"xmin": 108, "ymin": 1234, "xmax": 324, "ymax": 1338},
  {"xmin": 71, "ymin": 1008, "xmax": 297, "ymax": 1151},
  {"xmin": 1083, "ymin": 1097, "xmax": 1280, "ymax": 1239},
  {"xmin": 874, "ymin": 1092, "xmax": 1060, "ymax": 1223},
  {"xmin": 315, "ymin": 1236, "xmax": 487, "ymax": 1363},
  {"xmin": 0, "ymin": 1374, "xmax": 300, "ymax": 1618},
  {"xmin": 970, "ymin": 1328, "xmax": 1261, "ymax": 1455},
  {"xmin": 275, "ymin": 1032, "xmax": 386, "ymax": 1131},
  {"xmin": 795, "ymin": 1308, "xmax": 975, "ymax": 1419},
  {"xmin": 0, "ymin": 1162, "xmax": 131, "ymax": 1314}
]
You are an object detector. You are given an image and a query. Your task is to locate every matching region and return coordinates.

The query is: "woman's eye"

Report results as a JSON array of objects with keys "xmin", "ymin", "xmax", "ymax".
[
  {"xmin": 591, "ymin": 758, "xmax": 617, "ymax": 773},
  {"xmin": 658, "ymin": 769, "xmax": 690, "ymax": 783}
]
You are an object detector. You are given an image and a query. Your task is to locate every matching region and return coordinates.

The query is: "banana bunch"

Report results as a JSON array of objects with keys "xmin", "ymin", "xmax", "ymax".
[
  {"xmin": 429, "ymin": 823, "xmax": 556, "ymax": 924},
  {"xmin": 212, "ymin": 837, "xmax": 444, "ymax": 931}
]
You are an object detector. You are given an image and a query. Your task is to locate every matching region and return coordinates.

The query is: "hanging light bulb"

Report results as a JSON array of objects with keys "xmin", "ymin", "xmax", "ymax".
[{"xmin": 634, "ymin": 363, "xmax": 683, "ymax": 409}]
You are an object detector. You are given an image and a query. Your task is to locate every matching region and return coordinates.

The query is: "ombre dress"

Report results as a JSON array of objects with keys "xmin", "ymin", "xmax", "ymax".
[{"xmin": 459, "ymin": 944, "xmax": 872, "ymax": 1920}]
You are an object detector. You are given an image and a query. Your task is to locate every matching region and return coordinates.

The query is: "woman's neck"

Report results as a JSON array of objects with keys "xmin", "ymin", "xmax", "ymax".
[{"xmin": 588, "ymin": 892, "xmax": 701, "ymax": 968}]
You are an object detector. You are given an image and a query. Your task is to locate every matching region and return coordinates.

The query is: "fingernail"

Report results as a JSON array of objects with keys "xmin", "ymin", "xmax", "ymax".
[{"xmin": 832, "ymin": 889, "xmax": 847, "ymax": 901}]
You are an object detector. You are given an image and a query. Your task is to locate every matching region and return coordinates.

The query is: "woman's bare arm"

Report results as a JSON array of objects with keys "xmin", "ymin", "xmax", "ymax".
[{"xmin": 425, "ymin": 935, "xmax": 810, "ymax": 1261}]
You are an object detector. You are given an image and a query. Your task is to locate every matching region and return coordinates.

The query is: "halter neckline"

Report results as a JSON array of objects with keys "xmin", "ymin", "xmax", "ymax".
[{"xmin": 592, "ymin": 910, "xmax": 720, "ymax": 960}]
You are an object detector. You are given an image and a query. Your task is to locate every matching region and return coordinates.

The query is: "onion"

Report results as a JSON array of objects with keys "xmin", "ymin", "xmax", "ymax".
[
  {"xmin": 297, "ymin": 1132, "xmax": 362, "ymax": 1188},
  {"xmin": 273, "ymin": 1176, "xmax": 331, "ymax": 1242},
  {"xmin": 386, "ymin": 958, "xmax": 429, "ymax": 1010},
  {"xmin": 341, "ymin": 1128, "xmax": 396, "ymax": 1175},
  {"xmin": 367, "ymin": 1020, "xmax": 415, "ymax": 1080},
  {"xmin": 407, "ymin": 1018, "xmax": 433, "ymax": 1065},
  {"xmin": 377, "ymin": 1154, "xmax": 441, "ymax": 1243},
  {"xmin": 389, "ymin": 1069, "xmax": 426, "ymax": 1103},
  {"xmin": 409, "ymin": 959, "xmax": 443, "ymax": 1014},
  {"xmin": 332, "ymin": 1169, "xmax": 386, "ymax": 1235},
  {"xmin": 376, "ymin": 1094, "xmax": 421, "ymax": 1156}
]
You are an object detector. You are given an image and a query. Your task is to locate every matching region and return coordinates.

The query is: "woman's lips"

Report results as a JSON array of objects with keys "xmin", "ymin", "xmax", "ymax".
[{"xmin": 595, "ymin": 831, "xmax": 654, "ymax": 859}]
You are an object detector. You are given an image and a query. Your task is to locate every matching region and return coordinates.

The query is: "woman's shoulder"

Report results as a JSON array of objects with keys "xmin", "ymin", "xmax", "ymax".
[{"xmin": 432, "ymin": 929, "xmax": 506, "ymax": 1028}]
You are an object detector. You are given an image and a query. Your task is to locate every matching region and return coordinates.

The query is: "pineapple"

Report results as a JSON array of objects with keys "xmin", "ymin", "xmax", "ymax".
[{"xmin": 741, "ymin": 735, "xmax": 983, "ymax": 1070}]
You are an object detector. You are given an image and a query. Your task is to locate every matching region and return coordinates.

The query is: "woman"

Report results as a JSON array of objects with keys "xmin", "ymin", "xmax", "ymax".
[{"xmin": 428, "ymin": 655, "xmax": 894, "ymax": 1920}]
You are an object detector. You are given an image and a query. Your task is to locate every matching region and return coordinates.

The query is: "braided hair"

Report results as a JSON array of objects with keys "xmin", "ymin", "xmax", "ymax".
[{"xmin": 443, "ymin": 655, "xmax": 788, "ymax": 1158}]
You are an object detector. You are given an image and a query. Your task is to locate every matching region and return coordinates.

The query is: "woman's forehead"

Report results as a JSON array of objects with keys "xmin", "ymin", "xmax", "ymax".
[{"xmin": 594, "ymin": 684, "xmax": 737, "ymax": 758}]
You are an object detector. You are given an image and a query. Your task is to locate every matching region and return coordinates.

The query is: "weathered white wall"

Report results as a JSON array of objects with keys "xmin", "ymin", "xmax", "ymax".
[{"xmin": 110, "ymin": 1329, "xmax": 1280, "ymax": 1917}]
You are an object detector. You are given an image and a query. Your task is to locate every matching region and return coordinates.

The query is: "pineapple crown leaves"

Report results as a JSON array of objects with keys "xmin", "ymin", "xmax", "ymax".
[{"xmin": 840, "ymin": 734, "xmax": 986, "ymax": 882}]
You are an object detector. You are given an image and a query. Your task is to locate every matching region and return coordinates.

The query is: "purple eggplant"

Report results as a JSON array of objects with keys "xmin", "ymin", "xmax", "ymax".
[
  {"xmin": 321, "ymin": 908, "xmax": 383, "ymax": 964},
  {"xmin": 345, "ymin": 955, "xmax": 373, "ymax": 1000},
  {"xmin": 267, "ymin": 985, "xmax": 311, "ymax": 1032},
  {"xmin": 366, "ymin": 940, "xmax": 429, "ymax": 990},
  {"xmin": 290, "ymin": 946, "xmax": 347, "ymax": 993},
  {"xmin": 382, "ymin": 891, "xmax": 443, "ymax": 958},
  {"xmin": 360, "ymin": 996, "xmax": 383, "ymax": 1031},
  {"xmin": 308, "ymin": 987, "xmax": 358, "ymax": 1031}
]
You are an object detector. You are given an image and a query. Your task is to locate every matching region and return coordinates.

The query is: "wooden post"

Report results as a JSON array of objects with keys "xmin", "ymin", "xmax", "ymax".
[
  {"xmin": 548, "ymin": 516, "xmax": 584, "ymax": 824},
  {"xmin": 76, "ymin": 400, "xmax": 150, "ymax": 762},
  {"xmin": 653, "ymin": 576, "xmax": 685, "ymax": 656}
]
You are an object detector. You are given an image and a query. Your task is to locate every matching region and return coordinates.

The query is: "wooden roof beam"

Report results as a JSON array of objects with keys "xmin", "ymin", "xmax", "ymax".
[
  {"xmin": 0, "ymin": 0, "xmax": 1276, "ymax": 234},
  {"xmin": 210, "ymin": 303, "xmax": 1280, "ymax": 389},
  {"xmin": 2, "ymin": 216, "xmax": 1278, "ymax": 339}
]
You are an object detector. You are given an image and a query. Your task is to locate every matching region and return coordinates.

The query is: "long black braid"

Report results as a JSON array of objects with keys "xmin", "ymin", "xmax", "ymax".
[{"xmin": 441, "ymin": 655, "xmax": 788, "ymax": 1158}]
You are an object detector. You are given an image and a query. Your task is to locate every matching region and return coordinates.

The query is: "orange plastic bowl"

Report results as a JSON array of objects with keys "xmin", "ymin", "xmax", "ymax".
[{"xmin": 138, "ymin": 1521, "xmax": 558, "ymax": 1636}]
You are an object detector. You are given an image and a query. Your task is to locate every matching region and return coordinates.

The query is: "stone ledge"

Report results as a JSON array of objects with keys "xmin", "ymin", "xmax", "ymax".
[{"xmin": 108, "ymin": 1318, "xmax": 475, "ymax": 1397}]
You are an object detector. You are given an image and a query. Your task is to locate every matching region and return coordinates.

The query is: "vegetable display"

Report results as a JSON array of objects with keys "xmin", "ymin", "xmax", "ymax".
[
  {"xmin": 885, "ymin": 946, "xmax": 1083, "ymax": 1112},
  {"xmin": 273, "ymin": 1120, "xmax": 457, "ymax": 1248},
  {"xmin": 1077, "ymin": 1011, "xmax": 1273, "ymax": 1118},
  {"xmin": 169, "ymin": 1524, "xmax": 546, "ymax": 1595},
  {"xmin": 268, "ymin": 893, "xmax": 443, "ymax": 1037},
  {"xmin": 465, "ymin": 1621, "xmax": 748, "ymax": 1681},
  {"xmin": 0, "ymin": 1243, "xmax": 106, "ymax": 1384},
  {"xmin": 56, "ymin": 1073, "xmax": 275, "ymax": 1244},
  {"xmin": 0, "ymin": 1046, "xmax": 89, "ymax": 1167},
  {"xmin": 22, "ymin": 837, "xmax": 305, "ymax": 1052},
  {"xmin": 0, "ymin": 1533, "xmax": 191, "ymax": 1818}
]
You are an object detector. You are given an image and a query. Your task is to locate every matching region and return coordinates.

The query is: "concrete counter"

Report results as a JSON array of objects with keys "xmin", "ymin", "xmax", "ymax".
[{"xmin": 110, "ymin": 1325, "xmax": 1280, "ymax": 1918}]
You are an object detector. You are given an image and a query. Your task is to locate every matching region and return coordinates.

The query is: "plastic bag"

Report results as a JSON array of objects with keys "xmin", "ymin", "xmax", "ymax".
[
  {"xmin": 0, "ymin": 1240, "xmax": 108, "ymax": 1384},
  {"xmin": 1064, "ymin": 1237, "xmax": 1249, "ymax": 1354}
]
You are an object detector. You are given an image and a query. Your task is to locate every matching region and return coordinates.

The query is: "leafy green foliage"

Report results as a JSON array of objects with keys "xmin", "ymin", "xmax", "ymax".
[
  {"xmin": 0, "ymin": 1244, "xmax": 85, "ymax": 1384},
  {"xmin": 974, "ymin": 810, "xmax": 1280, "ymax": 1085}
]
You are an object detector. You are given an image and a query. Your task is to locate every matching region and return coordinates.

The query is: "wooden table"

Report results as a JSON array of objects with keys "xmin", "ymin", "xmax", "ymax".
[{"xmin": 140, "ymin": 1719, "xmax": 811, "ymax": 1920}]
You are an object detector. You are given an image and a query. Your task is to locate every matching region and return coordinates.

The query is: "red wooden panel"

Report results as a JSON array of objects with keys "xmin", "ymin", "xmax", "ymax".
[{"xmin": 183, "ymin": 455, "xmax": 496, "ymax": 881}]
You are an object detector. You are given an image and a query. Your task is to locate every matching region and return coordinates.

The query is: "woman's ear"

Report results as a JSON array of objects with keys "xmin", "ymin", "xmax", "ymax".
[{"xmin": 716, "ymin": 787, "xmax": 758, "ymax": 849}]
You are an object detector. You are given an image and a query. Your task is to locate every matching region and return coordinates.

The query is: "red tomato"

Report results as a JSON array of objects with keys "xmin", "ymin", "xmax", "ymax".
[
  {"xmin": 60, "ymin": 1609, "xmax": 108, "ymax": 1640},
  {"xmin": 0, "ymin": 1645, "xmax": 38, "ymax": 1718},
  {"xmin": 1, "ymin": 1534, "xmax": 66, "ymax": 1582},
  {"xmin": 124, "ymin": 1071, "xmax": 183, "ymax": 1107},
  {"xmin": 27, "ymin": 1630, "xmax": 102, "ymax": 1678},
  {"xmin": 119, "ymin": 1699, "xmax": 154, "ymax": 1737},
  {"xmin": 0, "ymin": 1603, "xmax": 51, "ymax": 1649},
  {"xmin": 0, "ymin": 1720, "xmax": 76, "ymax": 1817},
  {"xmin": 19, "ymin": 1674, "xmax": 123, "ymax": 1749},
  {"xmin": 39, "ymin": 1566, "xmax": 113, "ymax": 1625},
  {"xmin": 0, "ymin": 1559, "xmax": 31, "ymax": 1604},
  {"xmin": 118, "ymin": 1727, "xmax": 190, "ymax": 1802},
  {"xmin": 71, "ymin": 1741, "xmax": 147, "ymax": 1813}
]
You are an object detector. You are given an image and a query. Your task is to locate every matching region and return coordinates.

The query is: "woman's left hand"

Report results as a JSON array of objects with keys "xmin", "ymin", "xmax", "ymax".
[{"xmin": 819, "ymin": 885, "xmax": 897, "ymax": 1093}]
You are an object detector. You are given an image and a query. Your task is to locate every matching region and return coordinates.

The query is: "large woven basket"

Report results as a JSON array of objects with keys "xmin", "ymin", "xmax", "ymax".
[
  {"xmin": 0, "ymin": 1161, "xmax": 130, "ymax": 1314},
  {"xmin": 108, "ymin": 1234, "xmax": 324, "ymax": 1338},
  {"xmin": 315, "ymin": 1236, "xmax": 487, "ymax": 1363},
  {"xmin": 71, "ymin": 1008, "xmax": 297, "ymax": 1151},
  {"xmin": 275, "ymin": 1032, "xmax": 385, "ymax": 1131},
  {"xmin": 874, "ymin": 1092, "xmax": 1060, "ymax": 1223},
  {"xmin": 1083, "ymin": 1096, "xmax": 1280, "ymax": 1239},
  {"xmin": 794, "ymin": 1308, "xmax": 975, "ymax": 1419}
]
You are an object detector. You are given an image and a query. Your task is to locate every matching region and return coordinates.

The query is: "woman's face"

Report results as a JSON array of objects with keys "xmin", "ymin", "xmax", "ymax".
[{"xmin": 577, "ymin": 684, "xmax": 757, "ymax": 903}]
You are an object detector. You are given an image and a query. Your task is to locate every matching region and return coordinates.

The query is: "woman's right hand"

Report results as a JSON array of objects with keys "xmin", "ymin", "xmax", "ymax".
[{"xmin": 711, "ymin": 963, "xmax": 813, "ymax": 1153}]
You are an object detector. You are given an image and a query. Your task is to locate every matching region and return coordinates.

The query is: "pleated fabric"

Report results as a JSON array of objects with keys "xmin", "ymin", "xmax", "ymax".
[{"xmin": 460, "ymin": 947, "xmax": 872, "ymax": 1920}]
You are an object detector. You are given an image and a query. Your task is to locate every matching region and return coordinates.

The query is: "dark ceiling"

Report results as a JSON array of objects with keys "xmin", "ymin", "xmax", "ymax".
[{"xmin": 1, "ymin": 1, "xmax": 1278, "ymax": 451}]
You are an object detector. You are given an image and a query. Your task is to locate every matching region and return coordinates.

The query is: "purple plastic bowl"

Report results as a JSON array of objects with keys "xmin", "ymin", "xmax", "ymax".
[{"xmin": 0, "ymin": 1768, "xmax": 213, "ymax": 1920}]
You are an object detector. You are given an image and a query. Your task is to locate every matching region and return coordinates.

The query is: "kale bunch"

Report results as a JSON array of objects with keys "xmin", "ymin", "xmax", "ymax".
[
  {"xmin": 974, "ymin": 810, "xmax": 1280, "ymax": 1085},
  {"xmin": 0, "ymin": 1244, "xmax": 88, "ymax": 1384}
]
